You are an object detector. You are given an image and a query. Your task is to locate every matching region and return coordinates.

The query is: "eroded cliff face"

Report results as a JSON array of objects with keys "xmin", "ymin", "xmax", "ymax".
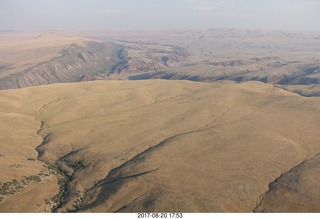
[
  {"xmin": 1, "ymin": 31, "xmax": 320, "ymax": 90},
  {"xmin": 0, "ymin": 39, "xmax": 193, "ymax": 90},
  {"xmin": 0, "ymin": 41, "xmax": 123, "ymax": 90}
]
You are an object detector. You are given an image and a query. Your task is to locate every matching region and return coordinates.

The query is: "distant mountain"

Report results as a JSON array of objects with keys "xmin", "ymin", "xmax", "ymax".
[{"xmin": 1, "ymin": 29, "xmax": 320, "ymax": 90}]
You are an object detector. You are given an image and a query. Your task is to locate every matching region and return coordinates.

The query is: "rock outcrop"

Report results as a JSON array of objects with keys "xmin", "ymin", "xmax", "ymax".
[{"xmin": 0, "ymin": 41, "xmax": 123, "ymax": 90}]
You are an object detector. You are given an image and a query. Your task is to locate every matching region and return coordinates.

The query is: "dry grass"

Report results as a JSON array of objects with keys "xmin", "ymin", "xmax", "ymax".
[
  {"xmin": 0, "ymin": 32, "xmax": 87, "ymax": 78},
  {"xmin": 1, "ymin": 79, "xmax": 320, "ymax": 212}
]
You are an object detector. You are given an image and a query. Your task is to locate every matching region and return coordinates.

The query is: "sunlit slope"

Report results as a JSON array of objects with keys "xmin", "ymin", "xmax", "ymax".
[
  {"xmin": 0, "ymin": 32, "xmax": 122, "ymax": 89},
  {"xmin": 0, "ymin": 80, "xmax": 320, "ymax": 212},
  {"xmin": 0, "ymin": 32, "xmax": 87, "ymax": 78}
]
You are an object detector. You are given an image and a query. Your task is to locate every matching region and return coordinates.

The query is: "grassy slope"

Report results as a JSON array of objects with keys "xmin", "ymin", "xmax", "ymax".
[
  {"xmin": 0, "ymin": 32, "xmax": 87, "ymax": 78},
  {"xmin": 0, "ymin": 79, "xmax": 320, "ymax": 212}
]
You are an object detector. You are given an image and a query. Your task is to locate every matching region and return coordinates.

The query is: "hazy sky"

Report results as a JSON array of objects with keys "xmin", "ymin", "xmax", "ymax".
[{"xmin": 1, "ymin": 0, "xmax": 320, "ymax": 31}]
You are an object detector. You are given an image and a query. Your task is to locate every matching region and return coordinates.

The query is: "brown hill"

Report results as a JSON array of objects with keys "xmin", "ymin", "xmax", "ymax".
[
  {"xmin": 1, "ymin": 29, "xmax": 320, "ymax": 90},
  {"xmin": 0, "ymin": 32, "xmax": 124, "ymax": 89},
  {"xmin": 0, "ymin": 80, "xmax": 320, "ymax": 212}
]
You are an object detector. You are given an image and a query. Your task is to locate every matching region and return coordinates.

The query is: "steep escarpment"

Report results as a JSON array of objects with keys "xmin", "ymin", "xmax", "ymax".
[
  {"xmin": 2, "ymin": 29, "xmax": 320, "ymax": 89},
  {"xmin": 0, "ymin": 41, "xmax": 123, "ymax": 90},
  {"xmin": 278, "ymin": 66, "xmax": 320, "ymax": 85},
  {"xmin": 128, "ymin": 61, "xmax": 320, "ymax": 85}
]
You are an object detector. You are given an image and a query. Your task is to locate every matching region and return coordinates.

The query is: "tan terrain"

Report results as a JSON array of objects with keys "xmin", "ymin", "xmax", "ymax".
[
  {"xmin": 1, "ymin": 79, "xmax": 320, "ymax": 212},
  {"xmin": 0, "ymin": 32, "xmax": 87, "ymax": 78},
  {"xmin": 1, "ymin": 29, "xmax": 320, "ymax": 90},
  {"xmin": 0, "ymin": 32, "xmax": 123, "ymax": 89}
]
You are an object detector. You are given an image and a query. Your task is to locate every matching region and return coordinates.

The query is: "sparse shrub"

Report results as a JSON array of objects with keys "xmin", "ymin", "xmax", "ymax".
[
  {"xmin": 25, "ymin": 175, "xmax": 41, "ymax": 183},
  {"xmin": 27, "ymin": 158, "xmax": 36, "ymax": 161},
  {"xmin": 44, "ymin": 199, "xmax": 50, "ymax": 205}
]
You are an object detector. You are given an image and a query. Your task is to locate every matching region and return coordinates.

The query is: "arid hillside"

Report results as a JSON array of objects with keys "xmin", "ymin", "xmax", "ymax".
[
  {"xmin": 0, "ymin": 32, "xmax": 124, "ymax": 89},
  {"xmin": 81, "ymin": 29, "xmax": 320, "ymax": 84},
  {"xmin": 1, "ymin": 29, "xmax": 320, "ymax": 90},
  {"xmin": 1, "ymin": 80, "xmax": 320, "ymax": 212}
]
